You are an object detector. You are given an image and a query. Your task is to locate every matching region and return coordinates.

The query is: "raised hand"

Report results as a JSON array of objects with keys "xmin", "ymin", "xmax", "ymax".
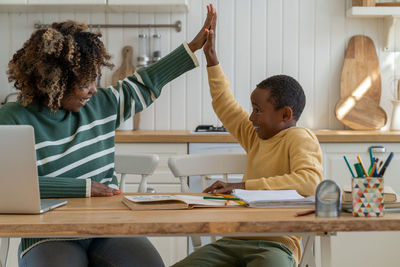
[
  {"xmin": 203, "ymin": 5, "xmax": 218, "ymax": 66},
  {"xmin": 188, "ymin": 4, "xmax": 216, "ymax": 53},
  {"xmin": 91, "ymin": 181, "xmax": 121, "ymax": 197}
]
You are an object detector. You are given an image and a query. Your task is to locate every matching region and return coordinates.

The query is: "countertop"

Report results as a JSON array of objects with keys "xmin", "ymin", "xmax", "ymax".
[{"xmin": 115, "ymin": 130, "xmax": 400, "ymax": 143}]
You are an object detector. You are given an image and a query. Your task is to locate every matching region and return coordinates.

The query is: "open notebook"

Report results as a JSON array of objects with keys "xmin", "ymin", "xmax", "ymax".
[
  {"xmin": 232, "ymin": 189, "xmax": 315, "ymax": 208},
  {"xmin": 122, "ymin": 194, "xmax": 241, "ymax": 210}
]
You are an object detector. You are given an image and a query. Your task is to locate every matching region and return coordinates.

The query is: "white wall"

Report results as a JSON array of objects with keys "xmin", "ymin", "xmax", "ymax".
[{"xmin": 1, "ymin": 0, "xmax": 400, "ymax": 130}]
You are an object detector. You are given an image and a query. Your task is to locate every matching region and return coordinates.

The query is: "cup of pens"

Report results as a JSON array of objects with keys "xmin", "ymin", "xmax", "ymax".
[
  {"xmin": 352, "ymin": 176, "xmax": 384, "ymax": 217},
  {"xmin": 344, "ymin": 152, "xmax": 394, "ymax": 217}
]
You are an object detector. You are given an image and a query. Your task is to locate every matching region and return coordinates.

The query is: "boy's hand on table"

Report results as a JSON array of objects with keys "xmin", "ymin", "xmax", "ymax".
[
  {"xmin": 203, "ymin": 181, "xmax": 245, "ymax": 194},
  {"xmin": 188, "ymin": 4, "xmax": 216, "ymax": 53},
  {"xmin": 91, "ymin": 181, "xmax": 121, "ymax": 197}
]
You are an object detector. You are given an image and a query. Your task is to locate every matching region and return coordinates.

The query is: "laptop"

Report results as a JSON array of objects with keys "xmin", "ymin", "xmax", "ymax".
[{"xmin": 0, "ymin": 125, "xmax": 67, "ymax": 214}]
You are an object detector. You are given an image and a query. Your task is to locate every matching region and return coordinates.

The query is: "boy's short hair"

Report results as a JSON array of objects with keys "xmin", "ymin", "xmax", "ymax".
[{"xmin": 256, "ymin": 75, "xmax": 305, "ymax": 121}]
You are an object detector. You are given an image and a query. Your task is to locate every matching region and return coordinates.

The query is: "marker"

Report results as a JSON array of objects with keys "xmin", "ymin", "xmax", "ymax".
[
  {"xmin": 203, "ymin": 196, "xmax": 241, "ymax": 201},
  {"xmin": 343, "ymin": 156, "xmax": 355, "ymax": 178},
  {"xmin": 357, "ymin": 155, "xmax": 368, "ymax": 177},
  {"xmin": 354, "ymin": 163, "xmax": 365, "ymax": 178},
  {"xmin": 378, "ymin": 152, "xmax": 394, "ymax": 177}
]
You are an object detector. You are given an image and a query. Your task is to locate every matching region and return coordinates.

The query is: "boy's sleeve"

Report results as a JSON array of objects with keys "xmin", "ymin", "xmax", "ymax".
[
  {"xmin": 245, "ymin": 134, "xmax": 323, "ymax": 196},
  {"xmin": 106, "ymin": 42, "xmax": 199, "ymax": 128},
  {"xmin": 207, "ymin": 64, "xmax": 257, "ymax": 152}
]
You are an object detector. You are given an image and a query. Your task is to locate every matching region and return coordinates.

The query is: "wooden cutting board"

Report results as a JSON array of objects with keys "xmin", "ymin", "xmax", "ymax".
[
  {"xmin": 336, "ymin": 35, "xmax": 386, "ymax": 130},
  {"xmin": 340, "ymin": 35, "xmax": 381, "ymax": 104},
  {"xmin": 112, "ymin": 46, "xmax": 141, "ymax": 130},
  {"xmin": 335, "ymin": 96, "xmax": 387, "ymax": 130}
]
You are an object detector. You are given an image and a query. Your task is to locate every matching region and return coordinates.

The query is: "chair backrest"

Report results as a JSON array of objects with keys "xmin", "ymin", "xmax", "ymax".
[
  {"xmin": 0, "ymin": 237, "xmax": 8, "ymax": 267},
  {"xmin": 168, "ymin": 153, "xmax": 247, "ymax": 251},
  {"xmin": 115, "ymin": 153, "xmax": 159, "ymax": 193},
  {"xmin": 168, "ymin": 153, "xmax": 247, "ymax": 193}
]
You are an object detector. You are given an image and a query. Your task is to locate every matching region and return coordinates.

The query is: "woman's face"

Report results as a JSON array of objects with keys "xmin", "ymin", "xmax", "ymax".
[{"xmin": 61, "ymin": 82, "xmax": 97, "ymax": 112}]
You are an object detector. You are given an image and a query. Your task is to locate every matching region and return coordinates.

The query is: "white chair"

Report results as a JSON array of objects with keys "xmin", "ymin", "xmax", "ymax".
[
  {"xmin": 167, "ymin": 153, "xmax": 316, "ymax": 267},
  {"xmin": 114, "ymin": 153, "xmax": 159, "ymax": 193},
  {"xmin": 0, "ymin": 238, "xmax": 9, "ymax": 267},
  {"xmin": 0, "ymin": 153, "xmax": 160, "ymax": 267}
]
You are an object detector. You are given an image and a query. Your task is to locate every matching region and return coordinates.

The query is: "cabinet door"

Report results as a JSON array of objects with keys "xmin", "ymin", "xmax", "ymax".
[
  {"xmin": 115, "ymin": 143, "xmax": 187, "ymax": 190},
  {"xmin": 319, "ymin": 143, "xmax": 400, "ymax": 267},
  {"xmin": 0, "ymin": 0, "xmax": 26, "ymax": 3},
  {"xmin": 115, "ymin": 143, "xmax": 188, "ymax": 265},
  {"xmin": 321, "ymin": 143, "xmax": 400, "ymax": 191},
  {"xmin": 28, "ymin": 0, "xmax": 106, "ymax": 4}
]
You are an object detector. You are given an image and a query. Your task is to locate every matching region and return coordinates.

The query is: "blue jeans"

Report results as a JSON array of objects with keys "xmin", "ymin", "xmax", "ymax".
[{"xmin": 18, "ymin": 237, "xmax": 165, "ymax": 267}]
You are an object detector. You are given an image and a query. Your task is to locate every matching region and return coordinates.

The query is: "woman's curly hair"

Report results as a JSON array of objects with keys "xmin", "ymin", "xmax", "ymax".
[{"xmin": 7, "ymin": 20, "xmax": 114, "ymax": 111}]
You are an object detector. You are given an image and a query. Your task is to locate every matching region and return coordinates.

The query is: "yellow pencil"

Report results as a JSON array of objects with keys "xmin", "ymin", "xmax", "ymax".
[
  {"xmin": 369, "ymin": 159, "xmax": 378, "ymax": 177},
  {"xmin": 357, "ymin": 155, "xmax": 368, "ymax": 177}
]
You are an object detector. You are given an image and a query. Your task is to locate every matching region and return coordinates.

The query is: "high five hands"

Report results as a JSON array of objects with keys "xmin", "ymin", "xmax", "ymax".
[
  {"xmin": 203, "ymin": 4, "xmax": 219, "ymax": 67},
  {"xmin": 188, "ymin": 4, "xmax": 217, "ymax": 55}
]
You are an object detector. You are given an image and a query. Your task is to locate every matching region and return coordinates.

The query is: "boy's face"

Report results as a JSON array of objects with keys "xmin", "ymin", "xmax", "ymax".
[{"xmin": 249, "ymin": 87, "xmax": 286, "ymax": 140}]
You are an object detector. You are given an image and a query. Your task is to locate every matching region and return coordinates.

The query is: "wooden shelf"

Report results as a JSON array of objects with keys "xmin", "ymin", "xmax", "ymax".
[
  {"xmin": 347, "ymin": 6, "xmax": 400, "ymax": 17},
  {"xmin": 347, "ymin": 6, "xmax": 400, "ymax": 51}
]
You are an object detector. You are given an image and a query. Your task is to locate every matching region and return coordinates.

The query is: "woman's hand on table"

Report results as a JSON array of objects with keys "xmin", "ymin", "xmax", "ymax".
[
  {"xmin": 203, "ymin": 181, "xmax": 245, "ymax": 194},
  {"xmin": 188, "ymin": 3, "xmax": 216, "ymax": 53},
  {"xmin": 91, "ymin": 181, "xmax": 121, "ymax": 197}
]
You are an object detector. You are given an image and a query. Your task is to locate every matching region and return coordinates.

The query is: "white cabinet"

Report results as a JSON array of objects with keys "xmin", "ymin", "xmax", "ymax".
[
  {"xmin": 0, "ymin": 0, "xmax": 188, "ymax": 13},
  {"xmin": 115, "ymin": 143, "xmax": 187, "ymax": 192},
  {"xmin": 28, "ymin": 0, "xmax": 106, "ymax": 4},
  {"xmin": 0, "ymin": 0, "xmax": 26, "ymax": 3},
  {"xmin": 347, "ymin": 6, "xmax": 400, "ymax": 50},
  {"xmin": 115, "ymin": 142, "xmax": 188, "ymax": 266},
  {"xmin": 108, "ymin": 0, "xmax": 188, "ymax": 12},
  {"xmin": 320, "ymin": 142, "xmax": 400, "ymax": 267}
]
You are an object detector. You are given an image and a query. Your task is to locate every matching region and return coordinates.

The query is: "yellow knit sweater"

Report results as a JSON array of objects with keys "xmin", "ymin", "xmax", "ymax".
[{"xmin": 207, "ymin": 64, "xmax": 323, "ymax": 263}]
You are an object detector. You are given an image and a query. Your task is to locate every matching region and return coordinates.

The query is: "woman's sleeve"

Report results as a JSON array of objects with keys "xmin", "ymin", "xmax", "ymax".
[
  {"xmin": 39, "ymin": 176, "xmax": 90, "ymax": 198},
  {"xmin": 105, "ymin": 42, "xmax": 199, "ymax": 128}
]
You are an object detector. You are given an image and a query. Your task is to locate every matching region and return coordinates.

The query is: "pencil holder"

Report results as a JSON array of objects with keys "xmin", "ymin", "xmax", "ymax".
[{"xmin": 352, "ymin": 177, "xmax": 384, "ymax": 217}]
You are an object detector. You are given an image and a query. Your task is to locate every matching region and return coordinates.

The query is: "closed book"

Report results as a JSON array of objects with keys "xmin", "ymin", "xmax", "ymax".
[
  {"xmin": 122, "ymin": 194, "xmax": 240, "ymax": 211},
  {"xmin": 342, "ymin": 184, "xmax": 398, "ymax": 203}
]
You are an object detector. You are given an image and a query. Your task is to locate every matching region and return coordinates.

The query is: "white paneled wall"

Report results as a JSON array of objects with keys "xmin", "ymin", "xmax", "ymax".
[{"xmin": 1, "ymin": 0, "xmax": 400, "ymax": 130}]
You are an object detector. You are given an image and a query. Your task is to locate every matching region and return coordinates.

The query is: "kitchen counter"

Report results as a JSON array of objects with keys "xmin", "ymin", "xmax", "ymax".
[{"xmin": 115, "ymin": 130, "xmax": 400, "ymax": 143}]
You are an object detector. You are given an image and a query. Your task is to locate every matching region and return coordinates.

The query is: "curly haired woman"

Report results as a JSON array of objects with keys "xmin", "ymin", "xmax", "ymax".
[{"xmin": 0, "ymin": 5, "xmax": 216, "ymax": 267}]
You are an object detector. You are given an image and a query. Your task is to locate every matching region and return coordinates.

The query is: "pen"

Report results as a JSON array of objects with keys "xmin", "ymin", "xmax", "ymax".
[
  {"xmin": 373, "ymin": 158, "xmax": 379, "ymax": 177},
  {"xmin": 343, "ymin": 156, "xmax": 355, "ymax": 178},
  {"xmin": 214, "ymin": 193, "xmax": 246, "ymax": 205},
  {"xmin": 377, "ymin": 160, "xmax": 384, "ymax": 174},
  {"xmin": 378, "ymin": 152, "xmax": 394, "ymax": 177},
  {"xmin": 295, "ymin": 209, "xmax": 315, "ymax": 217},
  {"xmin": 203, "ymin": 196, "xmax": 241, "ymax": 201},
  {"xmin": 357, "ymin": 155, "xmax": 368, "ymax": 177},
  {"xmin": 368, "ymin": 147, "xmax": 374, "ymax": 174}
]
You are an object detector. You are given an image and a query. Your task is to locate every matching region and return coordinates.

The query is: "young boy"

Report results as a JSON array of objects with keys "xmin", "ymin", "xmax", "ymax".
[{"xmin": 172, "ymin": 11, "xmax": 323, "ymax": 267}]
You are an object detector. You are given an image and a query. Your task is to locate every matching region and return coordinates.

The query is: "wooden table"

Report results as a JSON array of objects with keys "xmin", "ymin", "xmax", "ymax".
[{"xmin": 1, "ymin": 195, "xmax": 400, "ymax": 267}]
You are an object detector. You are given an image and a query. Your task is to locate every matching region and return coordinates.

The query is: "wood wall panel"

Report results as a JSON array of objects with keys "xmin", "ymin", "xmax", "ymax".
[{"xmin": 0, "ymin": 0, "xmax": 396, "ymax": 131}]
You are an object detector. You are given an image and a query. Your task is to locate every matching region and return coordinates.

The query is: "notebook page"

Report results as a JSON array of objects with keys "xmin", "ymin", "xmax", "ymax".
[{"xmin": 232, "ymin": 189, "xmax": 305, "ymax": 203}]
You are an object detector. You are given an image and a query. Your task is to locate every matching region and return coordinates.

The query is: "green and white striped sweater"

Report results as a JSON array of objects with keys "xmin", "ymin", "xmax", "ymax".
[{"xmin": 0, "ymin": 42, "xmax": 198, "ymax": 257}]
